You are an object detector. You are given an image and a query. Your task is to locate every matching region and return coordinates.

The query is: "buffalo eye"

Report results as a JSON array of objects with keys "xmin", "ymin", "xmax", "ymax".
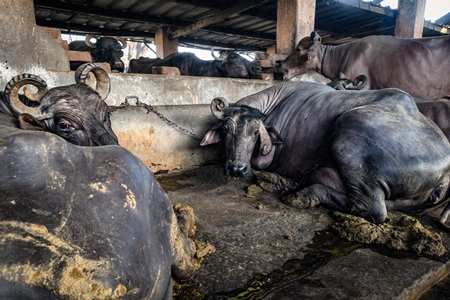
[
  {"xmin": 254, "ymin": 129, "xmax": 259, "ymax": 136},
  {"xmin": 58, "ymin": 123, "xmax": 75, "ymax": 133},
  {"xmin": 118, "ymin": 50, "xmax": 124, "ymax": 57}
]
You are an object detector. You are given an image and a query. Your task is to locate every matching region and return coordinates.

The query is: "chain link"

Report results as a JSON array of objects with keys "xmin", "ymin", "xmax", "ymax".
[{"xmin": 120, "ymin": 96, "xmax": 203, "ymax": 140}]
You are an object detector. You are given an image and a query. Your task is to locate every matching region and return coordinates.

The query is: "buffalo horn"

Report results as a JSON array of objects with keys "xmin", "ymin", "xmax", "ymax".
[
  {"xmin": 258, "ymin": 121, "xmax": 272, "ymax": 156},
  {"xmin": 85, "ymin": 34, "xmax": 98, "ymax": 48},
  {"xmin": 307, "ymin": 31, "xmax": 321, "ymax": 48},
  {"xmin": 4, "ymin": 74, "xmax": 52, "ymax": 120},
  {"xmin": 353, "ymin": 74, "xmax": 368, "ymax": 90},
  {"xmin": 74, "ymin": 63, "xmax": 111, "ymax": 100},
  {"xmin": 211, "ymin": 49, "xmax": 225, "ymax": 61},
  {"xmin": 210, "ymin": 97, "xmax": 228, "ymax": 120},
  {"xmin": 116, "ymin": 37, "xmax": 128, "ymax": 49}
]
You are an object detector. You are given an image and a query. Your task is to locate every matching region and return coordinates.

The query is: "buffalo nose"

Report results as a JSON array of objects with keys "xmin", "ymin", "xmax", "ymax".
[{"xmin": 229, "ymin": 164, "xmax": 248, "ymax": 177}]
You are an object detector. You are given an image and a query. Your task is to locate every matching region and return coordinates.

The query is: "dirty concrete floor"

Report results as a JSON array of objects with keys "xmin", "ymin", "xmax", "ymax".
[{"xmin": 155, "ymin": 163, "xmax": 450, "ymax": 300}]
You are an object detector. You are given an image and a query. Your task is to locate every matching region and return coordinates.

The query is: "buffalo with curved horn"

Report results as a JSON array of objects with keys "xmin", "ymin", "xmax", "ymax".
[
  {"xmin": 0, "ymin": 63, "xmax": 118, "ymax": 146},
  {"xmin": 69, "ymin": 35, "xmax": 127, "ymax": 72},
  {"xmin": 201, "ymin": 81, "xmax": 450, "ymax": 231}
]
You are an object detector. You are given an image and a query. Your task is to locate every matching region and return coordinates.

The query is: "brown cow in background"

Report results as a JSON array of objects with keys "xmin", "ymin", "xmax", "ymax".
[{"xmin": 281, "ymin": 31, "xmax": 450, "ymax": 101}]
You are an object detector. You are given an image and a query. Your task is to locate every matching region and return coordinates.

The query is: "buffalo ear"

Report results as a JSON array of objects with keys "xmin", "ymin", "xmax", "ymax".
[
  {"xmin": 17, "ymin": 113, "xmax": 47, "ymax": 131},
  {"xmin": 266, "ymin": 127, "xmax": 283, "ymax": 144},
  {"xmin": 200, "ymin": 127, "xmax": 222, "ymax": 146}
]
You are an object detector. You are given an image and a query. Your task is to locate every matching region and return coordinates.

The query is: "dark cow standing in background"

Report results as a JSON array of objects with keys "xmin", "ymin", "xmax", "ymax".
[
  {"xmin": 69, "ymin": 34, "xmax": 127, "ymax": 72},
  {"xmin": 0, "ymin": 64, "xmax": 197, "ymax": 299},
  {"xmin": 127, "ymin": 57, "xmax": 162, "ymax": 73},
  {"xmin": 129, "ymin": 50, "xmax": 262, "ymax": 78},
  {"xmin": 281, "ymin": 31, "xmax": 450, "ymax": 101},
  {"xmin": 201, "ymin": 81, "xmax": 450, "ymax": 230}
]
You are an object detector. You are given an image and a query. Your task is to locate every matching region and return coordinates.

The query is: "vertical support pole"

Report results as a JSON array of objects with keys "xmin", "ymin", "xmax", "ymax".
[
  {"xmin": 0, "ymin": 0, "xmax": 69, "ymax": 72},
  {"xmin": 276, "ymin": 0, "xmax": 315, "ymax": 55},
  {"xmin": 394, "ymin": 0, "xmax": 425, "ymax": 38},
  {"xmin": 155, "ymin": 27, "xmax": 178, "ymax": 58}
]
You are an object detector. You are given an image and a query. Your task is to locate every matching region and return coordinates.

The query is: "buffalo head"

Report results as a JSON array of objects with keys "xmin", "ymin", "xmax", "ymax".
[
  {"xmin": 85, "ymin": 34, "xmax": 127, "ymax": 72},
  {"xmin": 214, "ymin": 50, "xmax": 262, "ymax": 78},
  {"xmin": 327, "ymin": 73, "xmax": 368, "ymax": 90},
  {"xmin": 201, "ymin": 97, "xmax": 283, "ymax": 180},
  {"xmin": 3, "ymin": 63, "xmax": 119, "ymax": 146},
  {"xmin": 281, "ymin": 31, "xmax": 323, "ymax": 80}
]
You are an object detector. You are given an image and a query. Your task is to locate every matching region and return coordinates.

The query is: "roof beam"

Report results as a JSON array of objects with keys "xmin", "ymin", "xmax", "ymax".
[
  {"xmin": 33, "ymin": 0, "xmax": 191, "ymax": 27},
  {"xmin": 35, "ymin": 19, "xmax": 266, "ymax": 51},
  {"xmin": 35, "ymin": 19, "xmax": 157, "ymax": 38},
  {"xmin": 169, "ymin": 0, "xmax": 267, "ymax": 39},
  {"xmin": 34, "ymin": 0, "xmax": 275, "ymax": 42}
]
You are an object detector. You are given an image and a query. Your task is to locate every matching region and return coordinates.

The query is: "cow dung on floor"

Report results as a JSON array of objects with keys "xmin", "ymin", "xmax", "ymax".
[
  {"xmin": 254, "ymin": 170, "xmax": 446, "ymax": 257},
  {"xmin": 331, "ymin": 211, "xmax": 446, "ymax": 257}
]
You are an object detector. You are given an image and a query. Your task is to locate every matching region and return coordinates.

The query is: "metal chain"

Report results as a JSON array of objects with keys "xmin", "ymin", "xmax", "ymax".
[{"xmin": 120, "ymin": 96, "xmax": 203, "ymax": 140}]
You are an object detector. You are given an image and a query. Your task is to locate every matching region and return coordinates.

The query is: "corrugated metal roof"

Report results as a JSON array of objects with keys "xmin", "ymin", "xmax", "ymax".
[{"xmin": 33, "ymin": 0, "xmax": 449, "ymax": 51}]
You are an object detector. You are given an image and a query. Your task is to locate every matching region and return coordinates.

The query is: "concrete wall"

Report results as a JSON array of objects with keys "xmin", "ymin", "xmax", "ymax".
[
  {"xmin": 110, "ymin": 104, "xmax": 221, "ymax": 174},
  {"xmin": 0, "ymin": 0, "xmax": 69, "ymax": 72}
]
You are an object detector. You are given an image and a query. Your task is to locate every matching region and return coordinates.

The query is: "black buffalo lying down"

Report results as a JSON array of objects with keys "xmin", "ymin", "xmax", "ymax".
[
  {"xmin": 129, "ymin": 50, "xmax": 262, "ymax": 78},
  {"xmin": 201, "ymin": 81, "xmax": 450, "ymax": 230},
  {"xmin": 0, "ymin": 64, "xmax": 196, "ymax": 299},
  {"xmin": 69, "ymin": 34, "xmax": 127, "ymax": 72}
]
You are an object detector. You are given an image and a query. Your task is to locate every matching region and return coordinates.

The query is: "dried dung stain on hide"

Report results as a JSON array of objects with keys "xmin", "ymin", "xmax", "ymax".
[
  {"xmin": 0, "ymin": 221, "xmax": 129, "ymax": 299},
  {"xmin": 121, "ymin": 183, "xmax": 137, "ymax": 210},
  {"xmin": 173, "ymin": 204, "xmax": 196, "ymax": 237},
  {"xmin": 331, "ymin": 211, "xmax": 446, "ymax": 256},
  {"xmin": 89, "ymin": 182, "xmax": 108, "ymax": 193}
]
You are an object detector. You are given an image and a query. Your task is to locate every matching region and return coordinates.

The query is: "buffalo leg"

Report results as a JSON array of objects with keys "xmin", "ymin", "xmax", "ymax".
[
  {"xmin": 282, "ymin": 183, "xmax": 388, "ymax": 224},
  {"xmin": 438, "ymin": 202, "xmax": 450, "ymax": 232}
]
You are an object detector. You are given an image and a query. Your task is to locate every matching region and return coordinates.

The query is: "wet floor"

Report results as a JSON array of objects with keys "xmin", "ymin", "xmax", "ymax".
[{"xmin": 156, "ymin": 163, "xmax": 450, "ymax": 300}]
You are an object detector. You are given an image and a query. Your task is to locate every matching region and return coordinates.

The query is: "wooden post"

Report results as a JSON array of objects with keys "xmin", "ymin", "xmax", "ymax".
[
  {"xmin": 394, "ymin": 0, "xmax": 425, "ymax": 38},
  {"xmin": 276, "ymin": 0, "xmax": 315, "ymax": 55},
  {"xmin": 155, "ymin": 27, "xmax": 178, "ymax": 58}
]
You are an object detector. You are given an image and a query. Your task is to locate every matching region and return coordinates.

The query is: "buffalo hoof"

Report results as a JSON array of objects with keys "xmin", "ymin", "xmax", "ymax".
[{"xmin": 282, "ymin": 188, "xmax": 320, "ymax": 209}]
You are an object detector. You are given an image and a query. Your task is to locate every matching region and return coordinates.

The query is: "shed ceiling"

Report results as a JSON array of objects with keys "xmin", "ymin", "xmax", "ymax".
[{"xmin": 33, "ymin": 0, "xmax": 449, "ymax": 52}]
